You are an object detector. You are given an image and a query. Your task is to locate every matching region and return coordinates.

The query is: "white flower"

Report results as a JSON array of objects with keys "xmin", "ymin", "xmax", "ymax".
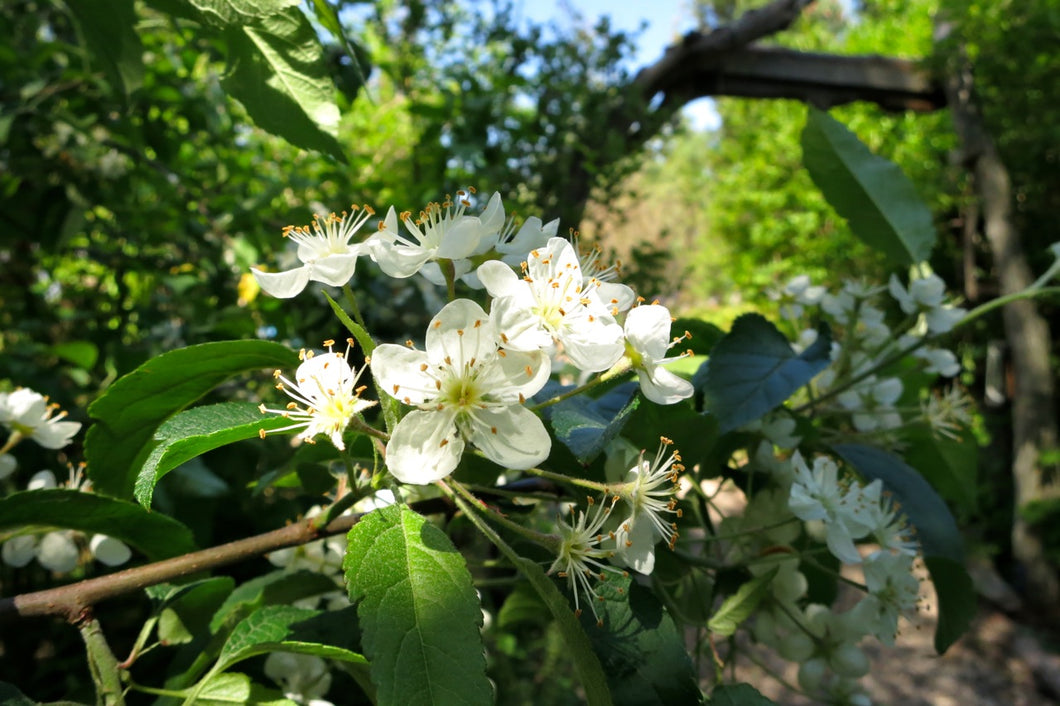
[
  {"xmin": 612, "ymin": 438, "xmax": 684, "ymax": 574},
  {"xmin": 0, "ymin": 388, "xmax": 81, "ymax": 450},
  {"xmin": 859, "ymin": 481, "xmax": 919, "ymax": 557},
  {"xmin": 89, "ymin": 534, "xmax": 133, "ymax": 566},
  {"xmin": 788, "ymin": 453, "xmax": 873, "ymax": 564},
  {"xmin": 854, "ymin": 550, "xmax": 920, "ymax": 645},
  {"xmin": 264, "ymin": 652, "xmax": 334, "ymax": 706},
  {"xmin": 924, "ymin": 305, "xmax": 966, "ymax": 334},
  {"xmin": 461, "ymin": 214, "xmax": 560, "ymax": 289},
  {"xmin": 547, "ymin": 496, "xmax": 621, "ymax": 624},
  {"xmin": 913, "ymin": 346, "xmax": 961, "ymax": 377},
  {"xmin": 922, "ymin": 387, "xmax": 974, "ymax": 440},
  {"xmin": 260, "ymin": 340, "xmax": 376, "ymax": 451},
  {"xmin": 371, "ymin": 299, "xmax": 551, "ymax": 484},
  {"xmin": 889, "ymin": 273, "xmax": 966, "ymax": 334},
  {"xmin": 372, "ymin": 190, "xmax": 504, "ymax": 285},
  {"xmin": 836, "ymin": 376, "xmax": 903, "ymax": 432},
  {"xmin": 571, "ymin": 235, "xmax": 635, "ymax": 314},
  {"xmin": 251, "ymin": 205, "xmax": 375, "ymax": 299},
  {"xmin": 776, "ymin": 274, "xmax": 826, "ymax": 319},
  {"xmin": 0, "ymin": 453, "xmax": 15, "ymax": 480},
  {"xmin": 622, "ymin": 304, "xmax": 693, "ymax": 405},
  {"xmin": 478, "ymin": 237, "xmax": 625, "ymax": 372}
]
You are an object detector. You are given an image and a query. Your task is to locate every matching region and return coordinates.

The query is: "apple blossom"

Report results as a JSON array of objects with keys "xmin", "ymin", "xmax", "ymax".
[
  {"xmin": 0, "ymin": 388, "xmax": 81, "ymax": 450},
  {"xmin": 622, "ymin": 304, "xmax": 694, "ymax": 405}
]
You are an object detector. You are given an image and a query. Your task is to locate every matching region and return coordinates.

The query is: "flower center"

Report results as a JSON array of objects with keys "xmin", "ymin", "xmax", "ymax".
[{"xmin": 440, "ymin": 374, "xmax": 484, "ymax": 411}]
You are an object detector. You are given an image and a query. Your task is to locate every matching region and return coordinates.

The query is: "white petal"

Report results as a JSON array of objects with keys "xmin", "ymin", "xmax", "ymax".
[
  {"xmin": 614, "ymin": 515, "xmax": 657, "ymax": 575},
  {"xmin": 32, "ymin": 420, "xmax": 81, "ymax": 449},
  {"xmin": 308, "ymin": 253, "xmax": 360, "ymax": 287},
  {"xmin": 385, "ymin": 410, "xmax": 464, "ymax": 484},
  {"xmin": 37, "ymin": 531, "xmax": 80, "ymax": 573},
  {"xmin": 435, "ymin": 218, "xmax": 485, "ymax": 260},
  {"xmin": 477, "ymin": 260, "xmax": 522, "ymax": 299},
  {"xmin": 0, "ymin": 453, "xmax": 15, "ymax": 480},
  {"xmin": 489, "ymin": 294, "xmax": 554, "ymax": 353},
  {"xmin": 595, "ymin": 281, "xmax": 636, "ymax": 313},
  {"xmin": 252, "ymin": 266, "xmax": 311, "ymax": 299},
  {"xmin": 638, "ymin": 364, "xmax": 694, "ymax": 405},
  {"xmin": 370, "ymin": 345, "xmax": 435, "ymax": 406},
  {"xmin": 464, "ymin": 406, "xmax": 550, "ymax": 470},
  {"xmin": 625, "ymin": 305, "xmax": 674, "ymax": 361},
  {"xmin": 561, "ymin": 322, "xmax": 625, "ymax": 372},
  {"xmin": 425, "ymin": 299, "xmax": 497, "ymax": 369},
  {"xmin": 90, "ymin": 534, "xmax": 132, "ymax": 566},
  {"xmin": 491, "ymin": 348, "xmax": 551, "ymax": 402},
  {"xmin": 28, "ymin": 470, "xmax": 57, "ymax": 490},
  {"xmin": 374, "ymin": 243, "xmax": 432, "ymax": 278},
  {"xmin": 6, "ymin": 389, "xmax": 47, "ymax": 424},
  {"xmin": 2, "ymin": 536, "xmax": 38, "ymax": 567},
  {"xmin": 478, "ymin": 192, "xmax": 505, "ymax": 232}
]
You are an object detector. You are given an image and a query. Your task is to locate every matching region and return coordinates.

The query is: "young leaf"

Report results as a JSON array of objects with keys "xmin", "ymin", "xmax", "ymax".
[
  {"xmin": 0, "ymin": 489, "xmax": 195, "ymax": 560},
  {"xmin": 155, "ymin": 577, "xmax": 236, "ymax": 645},
  {"xmin": 193, "ymin": 672, "xmax": 296, "ymax": 706},
  {"xmin": 85, "ymin": 340, "xmax": 298, "ymax": 498},
  {"xmin": 801, "ymin": 108, "xmax": 936, "ymax": 266},
  {"xmin": 221, "ymin": 8, "xmax": 345, "ymax": 161},
  {"xmin": 209, "ymin": 570, "xmax": 342, "ymax": 634},
  {"xmin": 707, "ymin": 568, "xmax": 778, "ymax": 637},
  {"xmin": 701, "ymin": 315, "xmax": 831, "ymax": 432},
  {"xmin": 135, "ymin": 402, "xmax": 296, "ymax": 508},
  {"xmin": 581, "ymin": 576, "xmax": 700, "ymax": 706},
  {"xmin": 216, "ymin": 605, "xmax": 367, "ymax": 672},
  {"xmin": 344, "ymin": 505, "xmax": 492, "ymax": 706},
  {"xmin": 707, "ymin": 683, "xmax": 778, "ymax": 705},
  {"xmin": 923, "ymin": 556, "xmax": 976, "ymax": 655}
]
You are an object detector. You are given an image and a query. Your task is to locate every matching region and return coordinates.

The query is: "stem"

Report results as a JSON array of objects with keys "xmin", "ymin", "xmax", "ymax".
[
  {"xmin": 702, "ymin": 516, "xmax": 801, "ymax": 544},
  {"xmin": 80, "ymin": 615, "xmax": 126, "ymax": 706},
  {"xmin": 519, "ymin": 465, "xmax": 613, "ymax": 494},
  {"xmin": 342, "ymin": 284, "xmax": 369, "ymax": 331},
  {"xmin": 441, "ymin": 479, "xmax": 557, "ymax": 548},
  {"xmin": 441, "ymin": 259, "xmax": 457, "ymax": 301},
  {"xmin": 530, "ymin": 360, "xmax": 632, "ymax": 411},
  {"xmin": 0, "ymin": 430, "xmax": 23, "ymax": 455}
]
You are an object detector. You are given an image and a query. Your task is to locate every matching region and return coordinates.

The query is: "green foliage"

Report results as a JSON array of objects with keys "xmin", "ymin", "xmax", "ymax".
[
  {"xmin": 706, "ymin": 683, "xmax": 777, "ymax": 706},
  {"xmin": 802, "ymin": 108, "xmax": 937, "ymax": 266},
  {"xmin": 923, "ymin": 556, "xmax": 976, "ymax": 654},
  {"xmin": 707, "ymin": 568, "xmax": 778, "ymax": 637},
  {"xmin": 0, "ymin": 488, "xmax": 196, "ymax": 559},
  {"xmin": 344, "ymin": 505, "xmax": 492, "ymax": 706},
  {"xmin": 215, "ymin": 605, "xmax": 367, "ymax": 671},
  {"xmin": 701, "ymin": 314, "xmax": 831, "ymax": 431},
  {"xmin": 549, "ymin": 383, "xmax": 641, "ymax": 464}
]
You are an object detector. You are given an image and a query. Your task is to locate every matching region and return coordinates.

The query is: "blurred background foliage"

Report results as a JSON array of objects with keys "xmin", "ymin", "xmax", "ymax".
[{"xmin": 2, "ymin": 0, "xmax": 1059, "ymax": 698}]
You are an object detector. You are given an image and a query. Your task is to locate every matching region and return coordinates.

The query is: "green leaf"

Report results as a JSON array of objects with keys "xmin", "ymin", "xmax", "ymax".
[
  {"xmin": 707, "ymin": 683, "xmax": 777, "ymax": 705},
  {"xmin": 0, "ymin": 681, "xmax": 37, "ymax": 706},
  {"xmin": 65, "ymin": 0, "xmax": 144, "ymax": 96},
  {"xmin": 581, "ymin": 576, "xmax": 700, "ymax": 706},
  {"xmin": 86, "ymin": 340, "xmax": 298, "ymax": 498},
  {"xmin": 496, "ymin": 581, "xmax": 549, "ymax": 628},
  {"xmin": 343, "ymin": 505, "xmax": 492, "ymax": 706},
  {"xmin": 832, "ymin": 443, "xmax": 963, "ymax": 562},
  {"xmin": 135, "ymin": 402, "xmax": 295, "ymax": 508},
  {"xmin": 216, "ymin": 605, "xmax": 367, "ymax": 672},
  {"xmin": 707, "ymin": 568, "xmax": 778, "ymax": 637},
  {"xmin": 923, "ymin": 556, "xmax": 976, "ymax": 655},
  {"xmin": 156, "ymin": 578, "xmax": 236, "ymax": 645},
  {"xmin": 209, "ymin": 570, "xmax": 343, "ymax": 634},
  {"xmin": 222, "ymin": 8, "xmax": 344, "ymax": 161},
  {"xmin": 51, "ymin": 340, "xmax": 99, "ymax": 369},
  {"xmin": 902, "ymin": 425, "xmax": 978, "ymax": 513},
  {"xmin": 550, "ymin": 383, "xmax": 640, "ymax": 464},
  {"xmin": 801, "ymin": 108, "xmax": 936, "ymax": 265},
  {"xmin": 194, "ymin": 672, "xmax": 296, "ymax": 706},
  {"xmin": 701, "ymin": 315, "xmax": 831, "ymax": 432},
  {"xmin": 184, "ymin": 0, "xmax": 299, "ymax": 27},
  {"xmin": 0, "ymin": 489, "xmax": 195, "ymax": 560},
  {"xmin": 510, "ymin": 556, "xmax": 613, "ymax": 705}
]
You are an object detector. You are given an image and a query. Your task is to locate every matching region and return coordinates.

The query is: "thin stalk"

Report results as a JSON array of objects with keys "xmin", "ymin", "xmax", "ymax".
[
  {"xmin": 80, "ymin": 616, "xmax": 126, "ymax": 706},
  {"xmin": 530, "ymin": 360, "xmax": 632, "ymax": 411},
  {"xmin": 441, "ymin": 479, "xmax": 557, "ymax": 549},
  {"xmin": 519, "ymin": 465, "xmax": 613, "ymax": 494}
]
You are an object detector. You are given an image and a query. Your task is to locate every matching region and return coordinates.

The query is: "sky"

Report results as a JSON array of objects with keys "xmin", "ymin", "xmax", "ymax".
[{"xmin": 514, "ymin": 0, "xmax": 723, "ymax": 130}]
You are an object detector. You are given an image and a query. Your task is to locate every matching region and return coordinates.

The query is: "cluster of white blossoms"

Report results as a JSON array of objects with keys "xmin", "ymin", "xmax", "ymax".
[
  {"xmin": 1, "ymin": 469, "xmax": 131, "ymax": 574},
  {"xmin": 775, "ymin": 272, "xmax": 967, "ymax": 439},
  {"xmin": 255, "ymin": 191, "xmax": 694, "ymax": 486}
]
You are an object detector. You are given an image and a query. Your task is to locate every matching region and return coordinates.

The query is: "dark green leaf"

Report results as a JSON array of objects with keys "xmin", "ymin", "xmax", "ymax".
[
  {"xmin": 0, "ymin": 489, "xmax": 195, "ymax": 560},
  {"xmin": 65, "ymin": 0, "xmax": 144, "ymax": 96},
  {"xmin": 582, "ymin": 576, "xmax": 700, "ymax": 706},
  {"xmin": 217, "ymin": 605, "xmax": 367, "ymax": 671},
  {"xmin": 209, "ymin": 570, "xmax": 343, "ymax": 633},
  {"xmin": 707, "ymin": 683, "xmax": 777, "ymax": 705},
  {"xmin": 496, "ymin": 581, "xmax": 549, "ymax": 628},
  {"xmin": 833, "ymin": 443, "xmax": 963, "ymax": 562},
  {"xmin": 0, "ymin": 681, "xmax": 37, "ymax": 706},
  {"xmin": 708, "ymin": 568, "xmax": 778, "ymax": 637},
  {"xmin": 156, "ymin": 577, "xmax": 236, "ymax": 645},
  {"xmin": 221, "ymin": 8, "xmax": 345, "ymax": 161},
  {"xmin": 86, "ymin": 340, "xmax": 297, "ymax": 498},
  {"xmin": 701, "ymin": 315, "xmax": 831, "ymax": 432},
  {"xmin": 343, "ymin": 505, "xmax": 492, "ymax": 706},
  {"xmin": 550, "ymin": 382, "xmax": 640, "ymax": 464},
  {"xmin": 924, "ymin": 556, "xmax": 976, "ymax": 655},
  {"xmin": 802, "ymin": 108, "xmax": 936, "ymax": 265},
  {"xmin": 902, "ymin": 425, "xmax": 978, "ymax": 513},
  {"xmin": 135, "ymin": 402, "xmax": 295, "ymax": 508}
]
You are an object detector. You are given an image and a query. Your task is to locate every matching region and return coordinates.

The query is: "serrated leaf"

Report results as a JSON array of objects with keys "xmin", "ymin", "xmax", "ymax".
[
  {"xmin": 221, "ymin": 8, "xmax": 344, "ymax": 161},
  {"xmin": 832, "ymin": 443, "xmax": 963, "ymax": 561},
  {"xmin": 581, "ymin": 576, "xmax": 700, "ymax": 706},
  {"xmin": 194, "ymin": 672, "xmax": 296, "ymax": 706},
  {"xmin": 0, "ymin": 489, "xmax": 195, "ymax": 560},
  {"xmin": 708, "ymin": 568, "xmax": 778, "ymax": 637},
  {"xmin": 550, "ymin": 383, "xmax": 640, "ymax": 464},
  {"xmin": 217, "ymin": 605, "xmax": 366, "ymax": 672},
  {"xmin": 343, "ymin": 505, "xmax": 491, "ymax": 706},
  {"xmin": 923, "ymin": 556, "xmax": 976, "ymax": 654},
  {"xmin": 184, "ymin": 0, "xmax": 299, "ymax": 27},
  {"xmin": 157, "ymin": 577, "xmax": 236, "ymax": 645},
  {"xmin": 707, "ymin": 683, "xmax": 777, "ymax": 705},
  {"xmin": 701, "ymin": 315, "xmax": 831, "ymax": 432},
  {"xmin": 86, "ymin": 340, "xmax": 297, "ymax": 498},
  {"xmin": 802, "ymin": 108, "xmax": 936, "ymax": 265},
  {"xmin": 209, "ymin": 570, "xmax": 343, "ymax": 634},
  {"xmin": 135, "ymin": 402, "xmax": 294, "ymax": 507},
  {"xmin": 66, "ymin": 0, "xmax": 144, "ymax": 96}
]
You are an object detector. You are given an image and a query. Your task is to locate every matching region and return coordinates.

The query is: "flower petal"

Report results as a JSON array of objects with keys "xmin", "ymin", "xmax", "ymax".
[
  {"xmin": 625, "ymin": 304, "xmax": 673, "ymax": 361},
  {"xmin": 465, "ymin": 406, "xmax": 550, "ymax": 470},
  {"xmin": 308, "ymin": 253, "xmax": 360, "ymax": 287},
  {"xmin": 370, "ymin": 344, "xmax": 435, "ymax": 406},
  {"xmin": 252, "ymin": 266, "xmax": 311, "ymax": 299},
  {"xmin": 425, "ymin": 299, "xmax": 497, "ymax": 370},
  {"xmin": 477, "ymin": 260, "xmax": 522, "ymax": 299},
  {"xmin": 385, "ymin": 409, "xmax": 463, "ymax": 484},
  {"xmin": 638, "ymin": 364, "xmax": 694, "ymax": 405}
]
